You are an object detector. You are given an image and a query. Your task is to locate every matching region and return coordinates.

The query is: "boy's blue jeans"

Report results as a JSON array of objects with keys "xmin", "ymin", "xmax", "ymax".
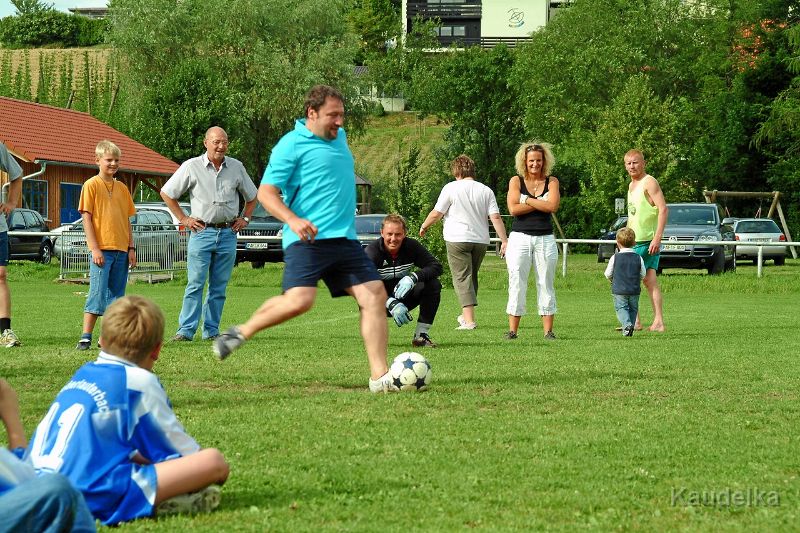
[
  {"xmin": 0, "ymin": 473, "xmax": 96, "ymax": 533},
  {"xmin": 85, "ymin": 250, "xmax": 129, "ymax": 315},
  {"xmin": 612, "ymin": 293, "xmax": 640, "ymax": 329}
]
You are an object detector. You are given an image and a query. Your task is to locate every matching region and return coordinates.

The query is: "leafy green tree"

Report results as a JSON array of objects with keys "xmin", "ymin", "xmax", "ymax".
[
  {"xmin": 347, "ymin": 0, "xmax": 400, "ymax": 60},
  {"xmin": 406, "ymin": 44, "xmax": 524, "ymax": 198},
  {"xmin": 11, "ymin": 0, "xmax": 53, "ymax": 15},
  {"xmin": 108, "ymin": 0, "xmax": 366, "ymax": 174}
]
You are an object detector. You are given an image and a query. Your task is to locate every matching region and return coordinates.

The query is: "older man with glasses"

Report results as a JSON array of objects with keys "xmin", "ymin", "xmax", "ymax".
[{"xmin": 161, "ymin": 126, "xmax": 258, "ymax": 342}]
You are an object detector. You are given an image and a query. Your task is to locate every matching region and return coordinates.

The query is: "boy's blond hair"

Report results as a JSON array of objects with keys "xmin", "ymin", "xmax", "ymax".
[
  {"xmin": 616, "ymin": 227, "xmax": 636, "ymax": 248},
  {"xmin": 101, "ymin": 296, "xmax": 164, "ymax": 364},
  {"xmin": 95, "ymin": 140, "xmax": 121, "ymax": 160}
]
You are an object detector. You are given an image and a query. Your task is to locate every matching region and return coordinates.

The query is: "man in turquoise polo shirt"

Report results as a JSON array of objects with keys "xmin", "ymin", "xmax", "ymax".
[{"xmin": 214, "ymin": 85, "xmax": 396, "ymax": 393}]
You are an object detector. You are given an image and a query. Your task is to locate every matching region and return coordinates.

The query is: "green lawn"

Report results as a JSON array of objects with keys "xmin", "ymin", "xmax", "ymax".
[
  {"xmin": 349, "ymin": 113, "xmax": 448, "ymax": 186},
  {"xmin": 3, "ymin": 255, "xmax": 799, "ymax": 532}
]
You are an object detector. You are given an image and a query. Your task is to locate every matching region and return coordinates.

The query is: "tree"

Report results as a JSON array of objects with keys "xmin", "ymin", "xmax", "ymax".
[
  {"xmin": 11, "ymin": 0, "xmax": 53, "ymax": 15},
  {"xmin": 406, "ymin": 45, "xmax": 524, "ymax": 197},
  {"xmin": 347, "ymin": 0, "xmax": 400, "ymax": 60},
  {"xmin": 107, "ymin": 0, "xmax": 366, "ymax": 175}
]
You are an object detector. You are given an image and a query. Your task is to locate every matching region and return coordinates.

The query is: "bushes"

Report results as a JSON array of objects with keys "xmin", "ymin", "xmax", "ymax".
[{"xmin": 0, "ymin": 11, "xmax": 106, "ymax": 48}]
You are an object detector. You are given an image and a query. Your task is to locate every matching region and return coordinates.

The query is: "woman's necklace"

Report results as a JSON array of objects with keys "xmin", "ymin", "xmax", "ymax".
[
  {"xmin": 525, "ymin": 175, "xmax": 545, "ymax": 197},
  {"xmin": 102, "ymin": 178, "xmax": 115, "ymax": 199}
]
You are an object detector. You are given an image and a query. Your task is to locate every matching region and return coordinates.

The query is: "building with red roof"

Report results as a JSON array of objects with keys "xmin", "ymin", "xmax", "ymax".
[{"xmin": 0, "ymin": 96, "xmax": 178, "ymax": 227}]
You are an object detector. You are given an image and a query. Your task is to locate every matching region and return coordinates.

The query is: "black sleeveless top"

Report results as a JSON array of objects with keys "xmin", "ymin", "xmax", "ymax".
[{"xmin": 511, "ymin": 176, "xmax": 553, "ymax": 236}]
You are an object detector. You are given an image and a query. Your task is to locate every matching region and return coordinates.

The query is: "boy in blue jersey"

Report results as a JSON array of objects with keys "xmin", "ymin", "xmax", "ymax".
[
  {"xmin": 214, "ymin": 85, "xmax": 396, "ymax": 393},
  {"xmin": 26, "ymin": 296, "xmax": 229, "ymax": 526}
]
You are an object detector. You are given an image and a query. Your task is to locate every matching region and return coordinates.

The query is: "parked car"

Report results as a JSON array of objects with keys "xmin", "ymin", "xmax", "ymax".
[
  {"xmin": 235, "ymin": 203, "xmax": 283, "ymax": 268},
  {"xmin": 596, "ymin": 215, "xmax": 628, "ymax": 262},
  {"xmin": 55, "ymin": 208, "xmax": 183, "ymax": 268},
  {"xmin": 7, "ymin": 208, "xmax": 53, "ymax": 263},
  {"xmin": 658, "ymin": 203, "xmax": 736, "ymax": 275},
  {"xmin": 732, "ymin": 218, "xmax": 786, "ymax": 265},
  {"xmin": 134, "ymin": 203, "xmax": 190, "ymax": 262},
  {"xmin": 355, "ymin": 214, "xmax": 386, "ymax": 248},
  {"xmin": 133, "ymin": 201, "xmax": 191, "ymax": 231}
]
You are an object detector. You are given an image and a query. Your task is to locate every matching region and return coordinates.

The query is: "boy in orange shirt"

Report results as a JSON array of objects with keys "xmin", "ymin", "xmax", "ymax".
[{"xmin": 75, "ymin": 140, "xmax": 136, "ymax": 350}]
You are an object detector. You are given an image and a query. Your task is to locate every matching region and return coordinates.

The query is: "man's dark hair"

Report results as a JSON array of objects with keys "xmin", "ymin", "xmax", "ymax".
[{"xmin": 305, "ymin": 85, "xmax": 344, "ymax": 117}]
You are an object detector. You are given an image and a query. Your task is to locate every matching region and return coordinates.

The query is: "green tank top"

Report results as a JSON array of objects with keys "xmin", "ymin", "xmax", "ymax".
[{"xmin": 627, "ymin": 176, "xmax": 658, "ymax": 242}]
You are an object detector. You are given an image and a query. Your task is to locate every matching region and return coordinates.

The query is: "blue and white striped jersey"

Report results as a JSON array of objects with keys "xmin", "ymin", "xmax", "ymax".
[{"xmin": 25, "ymin": 352, "xmax": 200, "ymax": 524}]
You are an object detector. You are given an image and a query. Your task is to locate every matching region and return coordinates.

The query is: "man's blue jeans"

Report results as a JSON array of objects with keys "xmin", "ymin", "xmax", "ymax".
[
  {"xmin": 176, "ymin": 227, "xmax": 237, "ymax": 339},
  {"xmin": 0, "ymin": 473, "xmax": 96, "ymax": 533},
  {"xmin": 612, "ymin": 293, "xmax": 640, "ymax": 329}
]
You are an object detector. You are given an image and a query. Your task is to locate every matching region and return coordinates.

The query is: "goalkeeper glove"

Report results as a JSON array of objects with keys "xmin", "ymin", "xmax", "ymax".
[
  {"xmin": 386, "ymin": 297, "xmax": 413, "ymax": 327},
  {"xmin": 393, "ymin": 273, "xmax": 418, "ymax": 299}
]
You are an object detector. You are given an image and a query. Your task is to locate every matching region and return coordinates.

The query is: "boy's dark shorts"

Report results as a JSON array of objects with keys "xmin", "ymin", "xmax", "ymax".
[{"xmin": 282, "ymin": 238, "xmax": 380, "ymax": 297}]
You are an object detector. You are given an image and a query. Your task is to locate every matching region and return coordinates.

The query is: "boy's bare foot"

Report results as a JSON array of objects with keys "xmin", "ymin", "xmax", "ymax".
[{"xmin": 649, "ymin": 324, "xmax": 665, "ymax": 332}]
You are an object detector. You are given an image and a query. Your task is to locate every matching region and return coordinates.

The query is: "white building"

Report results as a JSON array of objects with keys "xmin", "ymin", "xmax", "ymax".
[{"xmin": 402, "ymin": 0, "xmax": 553, "ymax": 49}]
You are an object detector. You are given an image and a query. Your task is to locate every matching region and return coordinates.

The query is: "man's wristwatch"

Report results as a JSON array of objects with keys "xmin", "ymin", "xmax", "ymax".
[{"xmin": 242, "ymin": 216, "xmax": 250, "ymax": 223}]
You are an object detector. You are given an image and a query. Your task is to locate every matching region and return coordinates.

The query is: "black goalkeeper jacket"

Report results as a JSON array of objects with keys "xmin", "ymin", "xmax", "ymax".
[{"xmin": 364, "ymin": 237, "xmax": 443, "ymax": 293}]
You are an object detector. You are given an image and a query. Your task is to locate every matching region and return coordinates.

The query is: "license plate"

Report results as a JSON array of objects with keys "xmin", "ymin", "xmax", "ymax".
[
  {"xmin": 245, "ymin": 242, "xmax": 270, "ymax": 249},
  {"xmin": 750, "ymin": 238, "xmax": 771, "ymax": 243},
  {"xmin": 662, "ymin": 244, "xmax": 685, "ymax": 251}
]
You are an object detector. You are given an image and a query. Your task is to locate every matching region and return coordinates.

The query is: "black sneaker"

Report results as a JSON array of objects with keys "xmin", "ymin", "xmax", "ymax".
[
  {"xmin": 76, "ymin": 338, "xmax": 91, "ymax": 350},
  {"xmin": 412, "ymin": 332, "xmax": 437, "ymax": 348},
  {"xmin": 623, "ymin": 325, "xmax": 634, "ymax": 337},
  {"xmin": 544, "ymin": 331, "xmax": 556, "ymax": 340},
  {"xmin": 503, "ymin": 331, "xmax": 518, "ymax": 340},
  {"xmin": 213, "ymin": 326, "xmax": 246, "ymax": 360},
  {"xmin": 171, "ymin": 334, "xmax": 192, "ymax": 342}
]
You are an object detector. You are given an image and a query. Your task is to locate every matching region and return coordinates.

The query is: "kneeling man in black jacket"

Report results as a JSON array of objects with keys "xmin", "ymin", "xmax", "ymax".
[{"xmin": 364, "ymin": 214, "xmax": 443, "ymax": 347}]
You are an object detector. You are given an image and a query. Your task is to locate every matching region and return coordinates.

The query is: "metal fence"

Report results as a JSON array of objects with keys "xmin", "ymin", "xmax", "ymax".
[
  {"xmin": 7, "ymin": 228, "xmax": 796, "ymax": 281},
  {"xmin": 487, "ymin": 238, "xmax": 798, "ymax": 279},
  {"xmin": 57, "ymin": 224, "xmax": 190, "ymax": 280}
]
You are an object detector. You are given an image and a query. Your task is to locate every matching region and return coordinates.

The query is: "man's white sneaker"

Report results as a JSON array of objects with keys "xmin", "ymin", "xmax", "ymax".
[
  {"xmin": 369, "ymin": 372, "xmax": 399, "ymax": 393},
  {"xmin": 156, "ymin": 485, "xmax": 221, "ymax": 516},
  {"xmin": 1, "ymin": 329, "xmax": 21, "ymax": 347},
  {"xmin": 455, "ymin": 316, "xmax": 476, "ymax": 330}
]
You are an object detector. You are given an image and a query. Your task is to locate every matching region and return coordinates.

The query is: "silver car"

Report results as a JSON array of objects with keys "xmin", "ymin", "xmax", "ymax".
[{"xmin": 733, "ymin": 218, "xmax": 787, "ymax": 265}]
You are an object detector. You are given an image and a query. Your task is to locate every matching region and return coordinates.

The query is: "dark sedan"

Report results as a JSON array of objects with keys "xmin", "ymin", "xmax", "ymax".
[{"xmin": 8, "ymin": 208, "xmax": 53, "ymax": 263}]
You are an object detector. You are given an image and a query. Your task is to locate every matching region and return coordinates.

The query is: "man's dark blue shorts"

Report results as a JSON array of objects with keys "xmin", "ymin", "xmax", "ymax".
[
  {"xmin": 0, "ymin": 232, "xmax": 8, "ymax": 267},
  {"xmin": 282, "ymin": 238, "xmax": 380, "ymax": 297}
]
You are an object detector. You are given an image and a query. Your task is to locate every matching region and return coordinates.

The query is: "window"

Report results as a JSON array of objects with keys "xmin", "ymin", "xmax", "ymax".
[
  {"xmin": 22, "ymin": 210, "xmax": 40, "ymax": 228},
  {"xmin": 435, "ymin": 25, "xmax": 466, "ymax": 37},
  {"xmin": 23, "ymin": 179, "xmax": 48, "ymax": 218},
  {"xmin": 9, "ymin": 211, "xmax": 25, "ymax": 229}
]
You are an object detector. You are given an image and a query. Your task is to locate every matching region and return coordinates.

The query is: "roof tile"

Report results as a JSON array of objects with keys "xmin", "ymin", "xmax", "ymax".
[{"xmin": 0, "ymin": 96, "xmax": 178, "ymax": 176}]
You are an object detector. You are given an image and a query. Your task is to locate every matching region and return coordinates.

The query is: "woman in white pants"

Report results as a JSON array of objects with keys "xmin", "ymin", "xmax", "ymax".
[{"xmin": 504, "ymin": 142, "xmax": 561, "ymax": 340}]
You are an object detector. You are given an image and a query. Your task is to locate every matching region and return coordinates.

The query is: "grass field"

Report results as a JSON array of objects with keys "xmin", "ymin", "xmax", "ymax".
[
  {"xmin": 349, "ymin": 113, "xmax": 448, "ymax": 187},
  {"xmin": 2, "ymin": 255, "xmax": 799, "ymax": 532}
]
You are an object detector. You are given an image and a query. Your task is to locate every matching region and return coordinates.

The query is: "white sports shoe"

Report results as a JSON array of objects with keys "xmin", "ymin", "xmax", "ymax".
[
  {"xmin": 156, "ymin": 485, "xmax": 221, "ymax": 516},
  {"xmin": 369, "ymin": 372, "xmax": 399, "ymax": 393},
  {"xmin": 455, "ymin": 315, "xmax": 476, "ymax": 330},
  {"xmin": 1, "ymin": 329, "xmax": 21, "ymax": 347}
]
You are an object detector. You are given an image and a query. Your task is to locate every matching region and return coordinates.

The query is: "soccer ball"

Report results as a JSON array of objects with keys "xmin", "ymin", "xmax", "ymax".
[{"xmin": 390, "ymin": 352, "xmax": 432, "ymax": 392}]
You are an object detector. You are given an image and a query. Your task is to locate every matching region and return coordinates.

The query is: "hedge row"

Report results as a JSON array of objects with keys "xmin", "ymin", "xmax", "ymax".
[{"xmin": 0, "ymin": 11, "xmax": 107, "ymax": 48}]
